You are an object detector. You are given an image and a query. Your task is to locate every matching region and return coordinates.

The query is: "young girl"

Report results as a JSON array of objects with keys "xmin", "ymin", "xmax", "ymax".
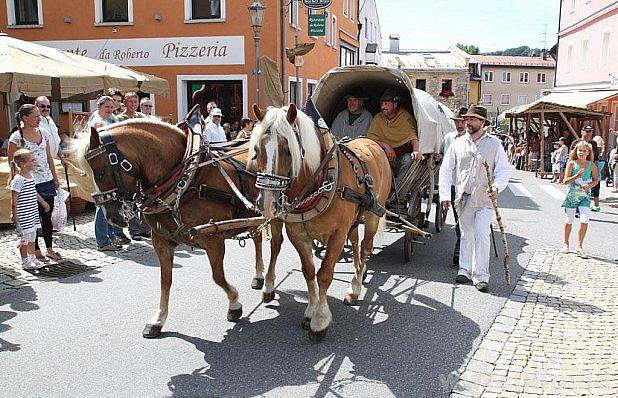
[
  {"xmin": 10, "ymin": 149, "xmax": 51, "ymax": 269},
  {"xmin": 561, "ymin": 141, "xmax": 599, "ymax": 258}
]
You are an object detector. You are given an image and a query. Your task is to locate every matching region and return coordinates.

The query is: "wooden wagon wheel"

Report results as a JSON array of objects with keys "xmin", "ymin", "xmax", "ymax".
[{"xmin": 404, "ymin": 190, "xmax": 422, "ymax": 262}]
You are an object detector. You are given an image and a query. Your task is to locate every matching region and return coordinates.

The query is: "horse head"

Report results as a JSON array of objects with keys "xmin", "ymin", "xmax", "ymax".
[{"xmin": 248, "ymin": 104, "xmax": 321, "ymax": 219}]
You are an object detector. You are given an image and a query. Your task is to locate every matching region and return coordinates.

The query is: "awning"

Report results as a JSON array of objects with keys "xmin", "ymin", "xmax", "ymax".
[{"xmin": 541, "ymin": 90, "xmax": 618, "ymax": 108}]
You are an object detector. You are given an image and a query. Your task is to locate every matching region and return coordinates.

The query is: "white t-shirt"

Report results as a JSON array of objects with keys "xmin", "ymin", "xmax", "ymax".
[
  {"xmin": 203, "ymin": 122, "xmax": 227, "ymax": 143},
  {"xmin": 9, "ymin": 130, "xmax": 54, "ymax": 184}
]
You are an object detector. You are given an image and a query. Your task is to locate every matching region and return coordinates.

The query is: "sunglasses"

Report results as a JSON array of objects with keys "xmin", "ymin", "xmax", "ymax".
[
  {"xmin": 141, "ymin": 104, "xmax": 152, "ymax": 108},
  {"xmin": 37, "ymin": 104, "xmax": 51, "ymax": 109}
]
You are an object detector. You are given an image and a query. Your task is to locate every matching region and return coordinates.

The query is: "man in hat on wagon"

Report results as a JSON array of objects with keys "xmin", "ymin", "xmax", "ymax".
[
  {"xmin": 438, "ymin": 105, "xmax": 512, "ymax": 292},
  {"xmin": 330, "ymin": 87, "xmax": 373, "ymax": 140},
  {"xmin": 367, "ymin": 88, "xmax": 421, "ymax": 190},
  {"xmin": 440, "ymin": 107, "xmax": 468, "ymax": 267}
]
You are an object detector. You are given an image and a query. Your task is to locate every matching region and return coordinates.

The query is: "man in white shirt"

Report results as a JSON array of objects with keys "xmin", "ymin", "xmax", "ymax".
[
  {"xmin": 203, "ymin": 108, "xmax": 227, "ymax": 143},
  {"xmin": 439, "ymin": 105, "xmax": 512, "ymax": 292},
  {"xmin": 439, "ymin": 107, "xmax": 467, "ymax": 267},
  {"xmin": 330, "ymin": 88, "xmax": 373, "ymax": 140},
  {"xmin": 204, "ymin": 101, "xmax": 218, "ymax": 124},
  {"xmin": 35, "ymin": 96, "xmax": 61, "ymax": 159}
]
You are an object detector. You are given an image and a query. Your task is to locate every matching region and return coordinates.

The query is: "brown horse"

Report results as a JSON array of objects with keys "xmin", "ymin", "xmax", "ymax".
[
  {"xmin": 84, "ymin": 119, "xmax": 283, "ymax": 338},
  {"xmin": 248, "ymin": 104, "xmax": 392, "ymax": 340}
]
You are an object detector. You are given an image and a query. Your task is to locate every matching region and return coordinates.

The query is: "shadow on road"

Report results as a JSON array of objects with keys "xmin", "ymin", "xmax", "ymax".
[{"xmin": 0, "ymin": 286, "xmax": 39, "ymax": 353}]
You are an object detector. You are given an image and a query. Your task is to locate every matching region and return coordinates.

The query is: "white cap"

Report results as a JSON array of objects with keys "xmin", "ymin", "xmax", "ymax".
[{"xmin": 210, "ymin": 108, "xmax": 223, "ymax": 117}]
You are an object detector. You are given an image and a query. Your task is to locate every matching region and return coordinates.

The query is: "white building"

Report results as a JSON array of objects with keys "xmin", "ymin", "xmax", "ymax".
[{"xmin": 359, "ymin": 0, "xmax": 382, "ymax": 65}]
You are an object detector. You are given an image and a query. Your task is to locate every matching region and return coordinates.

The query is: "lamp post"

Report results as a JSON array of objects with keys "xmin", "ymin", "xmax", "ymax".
[{"xmin": 248, "ymin": 0, "xmax": 266, "ymax": 107}]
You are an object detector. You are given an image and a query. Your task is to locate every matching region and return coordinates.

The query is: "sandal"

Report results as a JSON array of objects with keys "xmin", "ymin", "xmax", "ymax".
[
  {"xmin": 46, "ymin": 251, "xmax": 63, "ymax": 261},
  {"xmin": 35, "ymin": 252, "xmax": 50, "ymax": 263},
  {"xmin": 562, "ymin": 244, "xmax": 569, "ymax": 254},
  {"xmin": 576, "ymin": 248, "xmax": 588, "ymax": 259}
]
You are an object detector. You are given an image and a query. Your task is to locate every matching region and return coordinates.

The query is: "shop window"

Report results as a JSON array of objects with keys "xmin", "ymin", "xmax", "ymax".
[
  {"xmin": 7, "ymin": 0, "xmax": 42, "ymax": 25},
  {"xmin": 185, "ymin": 0, "xmax": 225, "ymax": 21},
  {"xmin": 416, "ymin": 79, "xmax": 426, "ymax": 91},
  {"xmin": 187, "ymin": 80, "xmax": 242, "ymax": 125},
  {"xmin": 340, "ymin": 45, "xmax": 356, "ymax": 66},
  {"xmin": 439, "ymin": 80, "xmax": 453, "ymax": 98},
  {"xmin": 94, "ymin": 0, "xmax": 133, "ymax": 24}
]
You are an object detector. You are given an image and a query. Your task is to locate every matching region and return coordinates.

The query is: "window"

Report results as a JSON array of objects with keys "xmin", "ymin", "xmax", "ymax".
[
  {"xmin": 325, "ymin": 11, "xmax": 331, "ymax": 45},
  {"xmin": 416, "ymin": 79, "xmax": 426, "ymax": 91},
  {"xmin": 537, "ymin": 73, "xmax": 547, "ymax": 83},
  {"xmin": 483, "ymin": 71, "xmax": 494, "ymax": 82},
  {"xmin": 566, "ymin": 44, "xmax": 573, "ymax": 72},
  {"xmin": 570, "ymin": 0, "xmax": 575, "ymax": 12},
  {"xmin": 500, "ymin": 94, "xmax": 510, "ymax": 105},
  {"xmin": 519, "ymin": 72, "xmax": 529, "ymax": 83},
  {"xmin": 364, "ymin": 17, "xmax": 368, "ymax": 38},
  {"xmin": 340, "ymin": 44, "xmax": 356, "ymax": 66},
  {"xmin": 501, "ymin": 71, "xmax": 511, "ymax": 83},
  {"xmin": 7, "ymin": 0, "xmax": 42, "ymax": 25},
  {"xmin": 307, "ymin": 81, "xmax": 317, "ymax": 98},
  {"xmin": 189, "ymin": 0, "xmax": 223, "ymax": 20},
  {"xmin": 289, "ymin": 79, "xmax": 302, "ymax": 105},
  {"xmin": 601, "ymin": 30, "xmax": 611, "ymax": 69},
  {"xmin": 581, "ymin": 39, "xmax": 588, "ymax": 70},
  {"xmin": 343, "ymin": 0, "xmax": 349, "ymax": 17},
  {"xmin": 96, "ymin": 0, "xmax": 132, "ymax": 23},
  {"xmin": 517, "ymin": 95, "xmax": 528, "ymax": 105},
  {"xmin": 350, "ymin": 0, "xmax": 355, "ymax": 21},
  {"xmin": 440, "ymin": 80, "xmax": 453, "ymax": 97},
  {"xmin": 483, "ymin": 94, "xmax": 492, "ymax": 105},
  {"xmin": 331, "ymin": 15, "xmax": 337, "ymax": 47},
  {"xmin": 290, "ymin": 0, "xmax": 299, "ymax": 27}
]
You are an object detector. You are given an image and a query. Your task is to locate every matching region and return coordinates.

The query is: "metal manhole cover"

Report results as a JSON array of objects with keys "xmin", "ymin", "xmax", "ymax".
[{"xmin": 23, "ymin": 261, "xmax": 95, "ymax": 278}]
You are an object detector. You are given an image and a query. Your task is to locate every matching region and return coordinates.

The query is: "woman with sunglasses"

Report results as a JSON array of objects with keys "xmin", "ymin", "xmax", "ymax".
[{"xmin": 7, "ymin": 104, "xmax": 62, "ymax": 262}]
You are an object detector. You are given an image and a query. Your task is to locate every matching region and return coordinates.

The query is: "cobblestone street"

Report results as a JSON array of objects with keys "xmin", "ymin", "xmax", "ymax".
[
  {"xmin": 451, "ymin": 249, "xmax": 618, "ymax": 397},
  {"xmin": 0, "ymin": 210, "xmax": 153, "ymax": 294}
]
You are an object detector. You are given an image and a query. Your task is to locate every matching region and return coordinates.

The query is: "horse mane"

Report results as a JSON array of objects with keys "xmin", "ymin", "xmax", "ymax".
[{"xmin": 249, "ymin": 106, "xmax": 321, "ymax": 178}]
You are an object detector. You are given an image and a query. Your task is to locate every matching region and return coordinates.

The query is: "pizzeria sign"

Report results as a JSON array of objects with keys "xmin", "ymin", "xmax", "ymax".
[{"xmin": 302, "ymin": 0, "xmax": 331, "ymax": 10}]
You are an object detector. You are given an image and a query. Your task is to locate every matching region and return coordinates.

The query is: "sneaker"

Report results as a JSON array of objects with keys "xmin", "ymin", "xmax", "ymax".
[
  {"xmin": 476, "ymin": 282, "xmax": 489, "ymax": 292},
  {"xmin": 130, "ymin": 235, "xmax": 143, "ymax": 241},
  {"xmin": 112, "ymin": 235, "xmax": 131, "ymax": 245},
  {"xmin": 98, "ymin": 243, "xmax": 121, "ymax": 252},
  {"xmin": 22, "ymin": 257, "xmax": 44, "ymax": 270},
  {"xmin": 455, "ymin": 274, "xmax": 470, "ymax": 284},
  {"xmin": 590, "ymin": 206, "xmax": 601, "ymax": 212}
]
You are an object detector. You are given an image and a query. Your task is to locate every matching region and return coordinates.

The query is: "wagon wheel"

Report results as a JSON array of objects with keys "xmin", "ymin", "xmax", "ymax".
[{"xmin": 404, "ymin": 191, "xmax": 421, "ymax": 262}]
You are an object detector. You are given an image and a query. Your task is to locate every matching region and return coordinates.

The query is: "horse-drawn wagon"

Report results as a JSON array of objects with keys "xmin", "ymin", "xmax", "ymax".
[{"xmin": 311, "ymin": 65, "xmax": 456, "ymax": 261}]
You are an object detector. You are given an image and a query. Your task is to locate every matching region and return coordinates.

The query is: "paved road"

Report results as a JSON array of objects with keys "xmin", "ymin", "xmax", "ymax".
[{"xmin": 1, "ymin": 169, "xmax": 616, "ymax": 397}]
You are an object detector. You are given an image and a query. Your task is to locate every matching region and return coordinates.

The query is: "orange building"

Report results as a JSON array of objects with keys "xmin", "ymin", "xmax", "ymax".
[{"xmin": 0, "ymin": 0, "xmax": 361, "ymax": 137}]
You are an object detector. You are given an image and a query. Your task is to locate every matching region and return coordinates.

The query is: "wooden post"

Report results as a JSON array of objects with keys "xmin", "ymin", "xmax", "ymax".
[
  {"xmin": 525, "ymin": 113, "xmax": 531, "ymax": 169},
  {"xmin": 559, "ymin": 111, "xmax": 579, "ymax": 140},
  {"xmin": 540, "ymin": 110, "xmax": 545, "ymax": 177}
]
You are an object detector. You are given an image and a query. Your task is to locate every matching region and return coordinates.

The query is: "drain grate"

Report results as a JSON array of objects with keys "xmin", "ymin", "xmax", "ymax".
[{"xmin": 23, "ymin": 261, "xmax": 96, "ymax": 278}]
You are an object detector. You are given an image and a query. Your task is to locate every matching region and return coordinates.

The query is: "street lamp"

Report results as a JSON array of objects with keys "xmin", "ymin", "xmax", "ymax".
[{"xmin": 248, "ymin": 0, "xmax": 266, "ymax": 107}]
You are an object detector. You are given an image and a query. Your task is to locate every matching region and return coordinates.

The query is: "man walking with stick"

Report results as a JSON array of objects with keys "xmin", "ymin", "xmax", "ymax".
[{"xmin": 439, "ymin": 105, "xmax": 512, "ymax": 292}]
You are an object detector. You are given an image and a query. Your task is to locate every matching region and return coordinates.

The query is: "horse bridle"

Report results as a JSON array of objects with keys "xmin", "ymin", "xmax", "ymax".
[{"xmin": 85, "ymin": 131, "xmax": 140, "ymax": 219}]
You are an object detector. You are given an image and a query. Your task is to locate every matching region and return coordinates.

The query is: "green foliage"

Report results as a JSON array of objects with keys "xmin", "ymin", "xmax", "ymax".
[
  {"xmin": 485, "ymin": 46, "xmax": 543, "ymax": 56},
  {"xmin": 456, "ymin": 43, "xmax": 480, "ymax": 55}
]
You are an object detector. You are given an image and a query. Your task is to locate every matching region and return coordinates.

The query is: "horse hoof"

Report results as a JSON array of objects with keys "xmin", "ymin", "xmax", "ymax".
[
  {"xmin": 262, "ymin": 291, "xmax": 275, "ymax": 303},
  {"xmin": 251, "ymin": 277, "xmax": 264, "ymax": 290},
  {"xmin": 343, "ymin": 293, "xmax": 358, "ymax": 306},
  {"xmin": 227, "ymin": 308, "xmax": 243, "ymax": 322},
  {"xmin": 142, "ymin": 324, "xmax": 162, "ymax": 339},
  {"xmin": 301, "ymin": 317, "xmax": 311, "ymax": 330},
  {"xmin": 308, "ymin": 328, "xmax": 328, "ymax": 342}
]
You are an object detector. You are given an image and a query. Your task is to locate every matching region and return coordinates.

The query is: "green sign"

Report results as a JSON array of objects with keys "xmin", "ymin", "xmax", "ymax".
[
  {"xmin": 308, "ymin": 14, "xmax": 326, "ymax": 36},
  {"xmin": 302, "ymin": 0, "xmax": 331, "ymax": 9}
]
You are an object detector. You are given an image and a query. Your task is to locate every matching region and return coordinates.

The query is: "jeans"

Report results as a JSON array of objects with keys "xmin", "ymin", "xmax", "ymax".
[{"xmin": 94, "ymin": 206, "xmax": 124, "ymax": 247}]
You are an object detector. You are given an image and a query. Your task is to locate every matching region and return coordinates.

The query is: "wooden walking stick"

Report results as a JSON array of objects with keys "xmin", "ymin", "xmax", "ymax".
[{"xmin": 483, "ymin": 160, "xmax": 510, "ymax": 285}]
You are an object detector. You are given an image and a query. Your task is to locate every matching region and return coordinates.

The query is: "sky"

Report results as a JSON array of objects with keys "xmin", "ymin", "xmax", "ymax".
[{"xmin": 375, "ymin": 0, "xmax": 560, "ymax": 52}]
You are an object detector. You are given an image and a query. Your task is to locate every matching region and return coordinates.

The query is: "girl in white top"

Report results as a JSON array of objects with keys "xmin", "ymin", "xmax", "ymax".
[{"xmin": 10, "ymin": 149, "xmax": 50, "ymax": 269}]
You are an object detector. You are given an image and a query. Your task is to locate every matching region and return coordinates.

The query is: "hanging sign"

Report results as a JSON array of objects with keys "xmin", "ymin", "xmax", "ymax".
[
  {"xmin": 302, "ymin": 0, "xmax": 331, "ymax": 10},
  {"xmin": 308, "ymin": 14, "xmax": 327, "ymax": 36}
]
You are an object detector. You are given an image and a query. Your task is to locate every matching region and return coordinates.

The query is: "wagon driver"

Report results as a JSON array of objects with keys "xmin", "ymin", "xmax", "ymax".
[
  {"xmin": 438, "ymin": 105, "xmax": 512, "ymax": 292},
  {"xmin": 330, "ymin": 87, "xmax": 373, "ymax": 140},
  {"xmin": 367, "ymin": 88, "xmax": 421, "ymax": 191}
]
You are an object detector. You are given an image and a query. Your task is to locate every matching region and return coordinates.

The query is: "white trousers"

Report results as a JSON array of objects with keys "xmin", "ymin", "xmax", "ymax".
[{"xmin": 458, "ymin": 205, "xmax": 493, "ymax": 284}]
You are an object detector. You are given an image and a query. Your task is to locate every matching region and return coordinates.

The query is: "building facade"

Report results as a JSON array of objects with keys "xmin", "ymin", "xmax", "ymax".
[
  {"xmin": 358, "ymin": 0, "xmax": 381, "ymax": 65},
  {"xmin": 0, "ymin": 0, "xmax": 362, "ymax": 136},
  {"xmin": 382, "ymin": 36, "xmax": 470, "ymax": 109},
  {"xmin": 555, "ymin": 0, "xmax": 618, "ymax": 148},
  {"xmin": 470, "ymin": 55, "xmax": 556, "ymax": 120}
]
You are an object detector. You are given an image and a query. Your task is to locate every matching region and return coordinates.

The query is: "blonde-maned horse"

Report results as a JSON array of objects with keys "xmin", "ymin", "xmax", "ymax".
[
  {"xmin": 83, "ymin": 119, "xmax": 283, "ymax": 338},
  {"xmin": 248, "ymin": 104, "xmax": 392, "ymax": 341}
]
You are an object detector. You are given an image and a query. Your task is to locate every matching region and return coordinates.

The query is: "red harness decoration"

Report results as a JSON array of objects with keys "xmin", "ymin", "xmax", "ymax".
[{"xmin": 294, "ymin": 170, "xmax": 325, "ymax": 212}]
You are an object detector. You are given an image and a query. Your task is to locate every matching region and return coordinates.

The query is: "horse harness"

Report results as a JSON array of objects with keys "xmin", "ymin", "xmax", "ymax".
[{"xmin": 85, "ymin": 120, "xmax": 260, "ymax": 241}]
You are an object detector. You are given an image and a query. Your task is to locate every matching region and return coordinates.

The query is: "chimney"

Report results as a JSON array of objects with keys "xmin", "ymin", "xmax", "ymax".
[
  {"xmin": 389, "ymin": 34, "xmax": 400, "ymax": 53},
  {"xmin": 542, "ymin": 49, "xmax": 547, "ymax": 60}
]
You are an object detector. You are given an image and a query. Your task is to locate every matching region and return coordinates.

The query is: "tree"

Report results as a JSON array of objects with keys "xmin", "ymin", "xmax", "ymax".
[{"xmin": 456, "ymin": 43, "xmax": 480, "ymax": 55}]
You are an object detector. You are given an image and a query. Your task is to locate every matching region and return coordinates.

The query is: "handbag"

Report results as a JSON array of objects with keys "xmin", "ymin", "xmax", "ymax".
[{"xmin": 51, "ymin": 189, "xmax": 69, "ymax": 232}]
